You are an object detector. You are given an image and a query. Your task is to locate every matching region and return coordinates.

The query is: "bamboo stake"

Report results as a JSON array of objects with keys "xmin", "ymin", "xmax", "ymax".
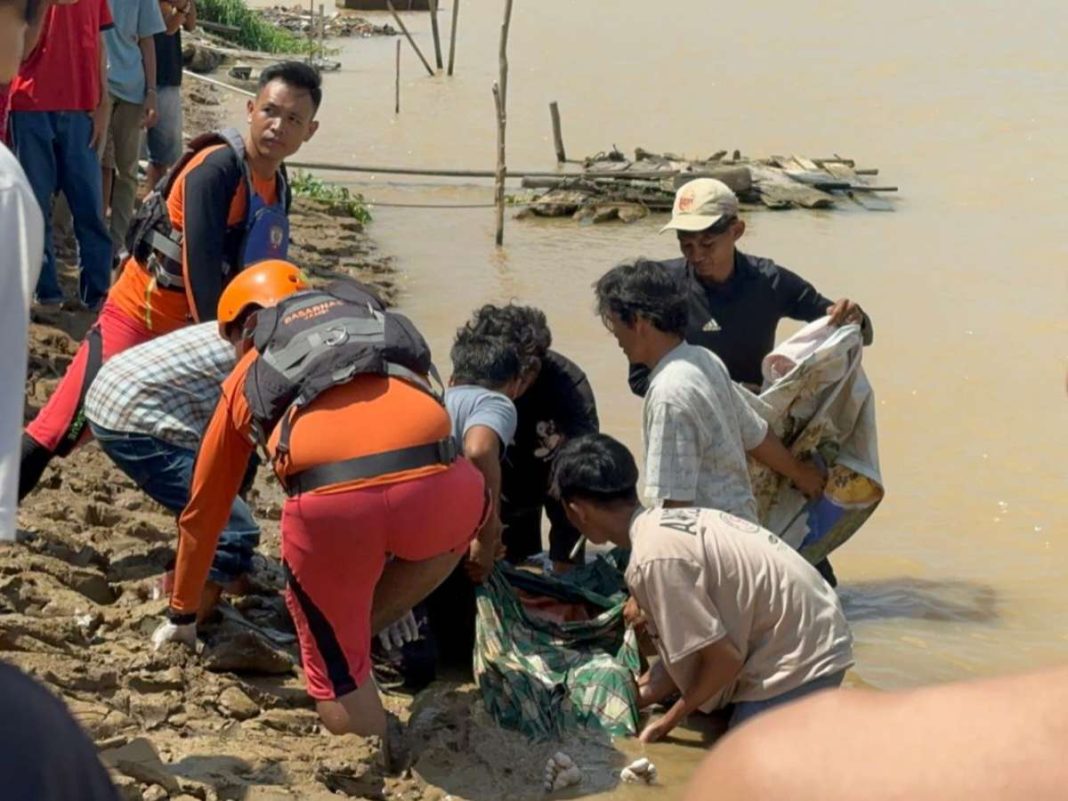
[
  {"xmin": 446, "ymin": 0, "xmax": 459, "ymax": 75},
  {"xmin": 492, "ymin": 0, "xmax": 514, "ymax": 246},
  {"xmin": 282, "ymin": 160, "xmax": 778, "ymax": 182},
  {"xmin": 549, "ymin": 101, "xmax": 566, "ymax": 163},
  {"xmin": 498, "ymin": 0, "xmax": 512, "ymax": 103},
  {"xmin": 493, "ymin": 82, "xmax": 505, "ymax": 246},
  {"xmin": 318, "ymin": 3, "xmax": 325, "ymax": 62},
  {"xmin": 394, "ymin": 39, "xmax": 401, "ymax": 113},
  {"xmin": 385, "ymin": 0, "xmax": 434, "ymax": 78},
  {"xmin": 306, "ymin": 0, "xmax": 314, "ymax": 62},
  {"xmin": 429, "ymin": 0, "xmax": 443, "ymax": 71}
]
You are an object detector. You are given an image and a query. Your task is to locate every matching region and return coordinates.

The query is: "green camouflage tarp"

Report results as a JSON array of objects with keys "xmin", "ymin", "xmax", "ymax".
[{"xmin": 473, "ymin": 560, "xmax": 641, "ymax": 740}]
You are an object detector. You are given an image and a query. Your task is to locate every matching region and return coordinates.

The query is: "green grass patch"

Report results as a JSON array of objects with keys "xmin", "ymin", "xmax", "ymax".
[
  {"xmin": 291, "ymin": 170, "xmax": 372, "ymax": 225},
  {"xmin": 196, "ymin": 0, "xmax": 312, "ymax": 54}
]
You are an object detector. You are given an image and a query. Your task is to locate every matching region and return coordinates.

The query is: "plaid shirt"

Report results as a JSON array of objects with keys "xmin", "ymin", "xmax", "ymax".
[
  {"xmin": 85, "ymin": 323, "xmax": 236, "ymax": 451},
  {"xmin": 642, "ymin": 343, "xmax": 767, "ymax": 522}
]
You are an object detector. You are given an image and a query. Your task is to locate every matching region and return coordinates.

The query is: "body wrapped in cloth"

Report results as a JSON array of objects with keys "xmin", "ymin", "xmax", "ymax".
[{"xmin": 474, "ymin": 559, "xmax": 640, "ymax": 740}]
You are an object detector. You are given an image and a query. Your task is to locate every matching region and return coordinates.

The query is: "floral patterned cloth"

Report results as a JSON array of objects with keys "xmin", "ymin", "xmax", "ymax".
[{"xmin": 747, "ymin": 318, "xmax": 884, "ymax": 563}]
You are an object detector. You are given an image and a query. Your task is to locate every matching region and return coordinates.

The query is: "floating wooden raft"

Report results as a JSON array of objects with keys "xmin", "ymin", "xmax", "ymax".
[{"xmin": 514, "ymin": 148, "xmax": 897, "ymax": 224}]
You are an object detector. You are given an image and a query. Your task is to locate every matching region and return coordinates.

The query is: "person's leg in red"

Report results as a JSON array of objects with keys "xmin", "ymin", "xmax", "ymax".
[
  {"xmin": 281, "ymin": 485, "xmax": 398, "ymax": 762},
  {"xmin": 19, "ymin": 301, "xmax": 154, "ymax": 499}
]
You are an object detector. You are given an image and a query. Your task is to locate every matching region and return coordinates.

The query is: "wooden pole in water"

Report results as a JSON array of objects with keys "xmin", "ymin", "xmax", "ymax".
[
  {"xmin": 385, "ymin": 0, "xmax": 435, "ymax": 78},
  {"xmin": 498, "ymin": 0, "xmax": 512, "ymax": 103},
  {"xmin": 492, "ymin": 0, "xmax": 513, "ymax": 246},
  {"xmin": 549, "ymin": 101, "xmax": 566, "ymax": 163},
  {"xmin": 429, "ymin": 0, "xmax": 443, "ymax": 71},
  {"xmin": 446, "ymin": 0, "xmax": 459, "ymax": 76},
  {"xmin": 394, "ymin": 39, "xmax": 401, "ymax": 113},
  {"xmin": 493, "ymin": 83, "xmax": 505, "ymax": 245},
  {"xmin": 318, "ymin": 3, "xmax": 325, "ymax": 62}
]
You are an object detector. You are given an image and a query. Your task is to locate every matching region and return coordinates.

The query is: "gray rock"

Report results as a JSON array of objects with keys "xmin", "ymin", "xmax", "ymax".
[{"xmin": 219, "ymin": 686, "xmax": 260, "ymax": 721}]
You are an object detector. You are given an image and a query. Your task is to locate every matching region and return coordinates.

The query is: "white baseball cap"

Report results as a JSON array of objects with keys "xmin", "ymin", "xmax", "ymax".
[{"xmin": 660, "ymin": 178, "xmax": 740, "ymax": 233}]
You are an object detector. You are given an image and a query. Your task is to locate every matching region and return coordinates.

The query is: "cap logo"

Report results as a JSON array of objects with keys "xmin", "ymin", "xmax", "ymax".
[{"xmin": 677, "ymin": 191, "xmax": 696, "ymax": 212}]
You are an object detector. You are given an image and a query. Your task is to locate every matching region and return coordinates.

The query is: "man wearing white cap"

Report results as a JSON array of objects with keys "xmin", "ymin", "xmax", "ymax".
[{"xmin": 629, "ymin": 178, "xmax": 872, "ymax": 395}]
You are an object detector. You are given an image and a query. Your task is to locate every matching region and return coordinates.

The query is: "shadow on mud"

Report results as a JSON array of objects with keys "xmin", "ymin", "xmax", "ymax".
[{"xmin": 838, "ymin": 577, "xmax": 998, "ymax": 624}]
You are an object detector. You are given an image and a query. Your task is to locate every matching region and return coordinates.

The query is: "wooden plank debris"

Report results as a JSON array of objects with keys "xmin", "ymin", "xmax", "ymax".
[{"xmin": 514, "ymin": 147, "xmax": 897, "ymax": 223}]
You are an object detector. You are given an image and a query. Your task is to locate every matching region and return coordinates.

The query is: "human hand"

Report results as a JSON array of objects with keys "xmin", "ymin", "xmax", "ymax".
[
  {"xmin": 623, "ymin": 595, "xmax": 646, "ymax": 629},
  {"xmin": 464, "ymin": 515, "xmax": 501, "ymax": 584},
  {"xmin": 90, "ymin": 99, "xmax": 110, "ymax": 151},
  {"xmin": 638, "ymin": 715, "xmax": 672, "ymax": 744},
  {"xmin": 143, "ymin": 92, "xmax": 158, "ymax": 129},
  {"xmin": 792, "ymin": 459, "xmax": 826, "ymax": 499},
  {"xmin": 150, "ymin": 617, "xmax": 196, "ymax": 651},
  {"xmin": 377, "ymin": 610, "xmax": 419, "ymax": 651},
  {"xmin": 464, "ymin": 538, "xmax": 497, "ymax": 584},
  {"xmin": 826, "ymin": 298, "xmax": 864, "ymax": 328}
]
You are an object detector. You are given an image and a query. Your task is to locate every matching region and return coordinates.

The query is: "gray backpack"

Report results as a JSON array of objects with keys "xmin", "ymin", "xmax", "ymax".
[{"xmin": 243, "ymin": 279, "xmax": 456, "ymax": 494}]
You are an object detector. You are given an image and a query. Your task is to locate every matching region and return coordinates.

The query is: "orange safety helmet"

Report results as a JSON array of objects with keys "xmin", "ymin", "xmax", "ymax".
[{"xmin": 217, "ymin": 259, "xmax": 309, "ymax": 337}]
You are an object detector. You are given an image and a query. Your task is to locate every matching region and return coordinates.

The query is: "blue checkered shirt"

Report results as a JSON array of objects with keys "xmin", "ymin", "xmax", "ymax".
[{"xmin": 85, "ymin": 323, "xmax": 236, "ymax": 451}]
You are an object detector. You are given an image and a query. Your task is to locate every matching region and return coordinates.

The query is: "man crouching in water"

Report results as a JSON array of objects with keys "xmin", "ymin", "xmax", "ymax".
[
  {"xmin": 551, "ymin": 433, "xmax": 853, "ymax": 741},
  {"xmin": 151, "ymin": 279, "xmax": 487, "ymax": 770}
]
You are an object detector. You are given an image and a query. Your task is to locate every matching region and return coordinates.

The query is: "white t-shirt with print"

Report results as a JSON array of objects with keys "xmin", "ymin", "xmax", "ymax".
[
  {"xmin": 625, "ymin": 506, "xmax": 854, "ymax": 709},
  {"xmin": 642, "ymin": 342, "xmax": 768, "ymax": 522}
]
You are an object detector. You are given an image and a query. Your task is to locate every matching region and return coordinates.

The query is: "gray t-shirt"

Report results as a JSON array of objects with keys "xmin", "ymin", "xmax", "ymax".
[
  {"xmin": 642, "ymin": 342, "xmax": 768, "ymax": 521},
  {"xmin": 626, "ymin": 506, "xmax": 854, "ymax": 708},
  {"xmin": 445, "ymin": 385, "xmax": 518, "ymax": 450}
]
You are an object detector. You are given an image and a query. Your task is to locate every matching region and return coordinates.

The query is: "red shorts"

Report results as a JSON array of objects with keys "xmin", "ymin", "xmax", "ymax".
[
  {"xmin": 27, "ymin": 300, "xmax": 155, "ymax": 453},
  {"xmin": 281, "ymin": 457, "xmax": 485, "ymax": 701}
]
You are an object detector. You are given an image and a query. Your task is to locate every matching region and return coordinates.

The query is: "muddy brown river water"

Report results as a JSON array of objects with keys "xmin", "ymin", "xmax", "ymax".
[{"xmin": 229, "ymin": 0, "xmax": 1067, "ymax": 794}]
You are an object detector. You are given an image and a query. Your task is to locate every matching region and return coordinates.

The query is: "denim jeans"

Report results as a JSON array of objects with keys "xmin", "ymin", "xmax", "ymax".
[
  {"xmin": 729, "ymin": 669, "xmax": 846, "ymax": 729},
  {"xmin": 89, "ymin": 423, "xmax": 260, "ymax": 584},
  {"xmin": 9, "ymin": 110, "xmax": 112, "ymax": 307}
]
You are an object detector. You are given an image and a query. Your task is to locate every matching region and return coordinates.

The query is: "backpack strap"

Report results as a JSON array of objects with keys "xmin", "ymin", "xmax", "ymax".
[
  {"xmin": 215, "ymin": 126, "xmax": 289, "ymax": 217},
  {"xmin": 283, "ymin": 436, "xmax": 459, "ymax": 497}
]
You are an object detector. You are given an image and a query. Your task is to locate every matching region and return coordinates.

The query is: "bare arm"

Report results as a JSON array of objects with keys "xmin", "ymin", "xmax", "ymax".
[
  {"xmin": 22, "ymin": 0, "xmax": 55, "ymax": 60},
  {"xmin": 139, "ymin": 36, "xmax": 156, "ymax": 93},
  {"xmin": 183, "ymin": 0, "xmax": 196, "ymax": 31},
  {"xmin": 90, "ymin": 33, "xmax": 110, "ymax": 150},
  {"xmin": 138, "ymin": 35, "xmax": 158, "ymax": 128},
  {"xmin": 462, "ymin": 425, "xmax": 504, "ymax": 582},
  {"xmin": 640, "ymin": 637, "xmax": 744, "ymax": 742},
  {"xmin": 159, "ymin": 0, "xmax": 181, "ymax": 34},
  {"xmin": 748, "ymin": 431, "xmax": 825, "ymax": 499},
  {"xmin": 637, "ymin": 659, "xmax": 679, "ymax": 709}
]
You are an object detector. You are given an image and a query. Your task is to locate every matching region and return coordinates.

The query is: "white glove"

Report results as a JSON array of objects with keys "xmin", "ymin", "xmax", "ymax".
[
  {"xmin": 377, "ymin": 610, "xmax": 419, "ymax": 651},
  {"xmin": 151, "ymin": 618, "xmax": 197, "ymax": 651}
]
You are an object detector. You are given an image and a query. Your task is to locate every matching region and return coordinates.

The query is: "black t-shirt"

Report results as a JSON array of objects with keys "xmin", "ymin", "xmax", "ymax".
[
  {"xmin": 0, "ymin": 662, "xmax": 120, "ymax": 801},
  {"xmin": 503, "ymin": 350, "xmax": 599, "ymax": 505},
  {"xmin": 155, "ymin": 30, "xmax": 183, "ymax": 88},
  {"xmin": 629, "ymin": 251, "xmax": 874, "ymax": 392}
]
